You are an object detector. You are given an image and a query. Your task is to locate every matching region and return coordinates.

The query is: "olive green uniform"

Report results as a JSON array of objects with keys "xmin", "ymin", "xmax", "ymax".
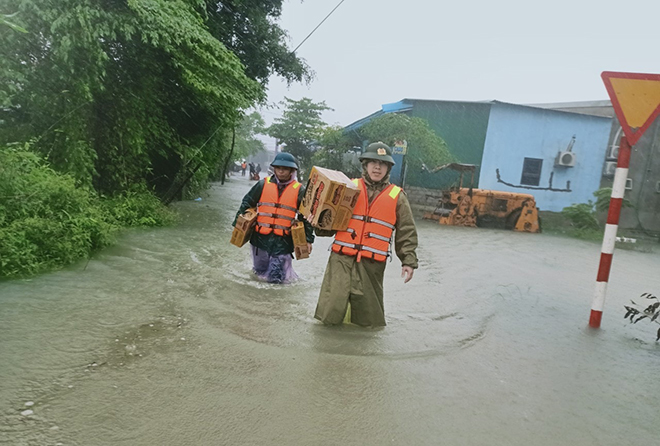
[{"xmin": 314, "ymin": 174, "xmax": 419, "ymax": 327}]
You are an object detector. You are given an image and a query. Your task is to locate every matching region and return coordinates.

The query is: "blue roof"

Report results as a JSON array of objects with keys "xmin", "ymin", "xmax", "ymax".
[{"xmin": 344, "ymin": 100, "xmax": 413, "ymax": 133}]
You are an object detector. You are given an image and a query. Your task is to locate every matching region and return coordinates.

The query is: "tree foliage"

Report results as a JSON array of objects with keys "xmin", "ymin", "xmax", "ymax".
[
  {"xmin": 213, "ymin": 111, "xmax": 266, "ymax": 181},
  {"xmin": 311, "ymin": 125, "xmax": 361, "ymax": 177},
  {"xmin": 204, "ymin": 1, "xmax": 312, "ymax": 85},
  {"xmin": 267, "ymin": 97, "xmax": 332, "ymax": 174},
  {"xmin": 358, "ymin": 114, "xmax": 454, "ymax": 175},
  {"xmin": 233, "ymin": 111, "xmax": 266, "ymax": 161},
  {"xmin": 0, "ymin": 0, "xmax": 262, "ymax": 196}
]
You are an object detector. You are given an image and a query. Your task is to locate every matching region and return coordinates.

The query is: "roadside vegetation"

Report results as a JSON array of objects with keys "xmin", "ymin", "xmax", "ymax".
[
  {"xmin": 541, "ymin": 188, "xmax": 634, "ymax": 241},
  {"xmin": 624, "ymin": 293, "xmax": 660, "ymax": 342},
  {"xmin": 0, "ymin": 1, "xmax": 309, "ymax": 278},
  {"xmin": 0, "ymin": 146, "xmax": 176, "ymax": 279}
]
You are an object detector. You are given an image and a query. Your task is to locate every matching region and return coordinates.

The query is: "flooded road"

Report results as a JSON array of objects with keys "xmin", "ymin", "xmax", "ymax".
[{"xmin": 1, "ymin": 174, "xmax": 659, "ymax": 446}]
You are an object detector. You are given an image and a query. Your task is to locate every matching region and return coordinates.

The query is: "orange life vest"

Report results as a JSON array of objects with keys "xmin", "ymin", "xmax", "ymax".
[
  {"xmin": 332, "ymin": 179, "xmax": 401, "ymax": 262},
  {"xmin": 256, "ymin": 176, "xmax": 301, "ymax": 236}
]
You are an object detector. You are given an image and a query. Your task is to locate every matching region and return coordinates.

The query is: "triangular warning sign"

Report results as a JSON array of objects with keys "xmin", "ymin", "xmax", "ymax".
[{"xmin": 602, "ymin": 71, "xmax": 660, "ymax": 145}]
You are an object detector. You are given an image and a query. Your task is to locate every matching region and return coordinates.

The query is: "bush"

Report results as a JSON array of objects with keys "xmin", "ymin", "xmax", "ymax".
[
  {"xmin": 0, "ymin": 147, "xmax": 176, "ymax": 279},
  {"xmin": 560, "ymin": 188, "xmax": 634, "ymax": 238},
  {"xmin": 101, "ymin": 185, "xmax": 177, "ymax": 227},
  {"xmin": 561, "ymin": 202, "xmax": 600, "ymax": 230},
  {"xmin": 0, "ymin": 147, "xmax": 116, "ymax": 278}
]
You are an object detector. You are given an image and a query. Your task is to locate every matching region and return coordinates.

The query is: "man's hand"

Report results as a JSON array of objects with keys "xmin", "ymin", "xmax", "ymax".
[
  {"xmin": 401, "ymin": 265, "xmax": 414, "ymax": 283},
  {"xmin": 307, "ymin": 243, "xmax": 313, "ymax": 254}
]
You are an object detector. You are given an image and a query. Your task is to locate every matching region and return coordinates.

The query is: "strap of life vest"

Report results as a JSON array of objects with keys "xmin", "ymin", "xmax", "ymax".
[
  {"xmin": 257, "ymin": 212, "xmax": 295, "ymax": 221},
  {"xmin": 257, "ymin": 222, "xmax": 291, "ymax": 231},
  {"xmin": 258, "ymin": 202, "xmax": 297, "ymax": 212}
]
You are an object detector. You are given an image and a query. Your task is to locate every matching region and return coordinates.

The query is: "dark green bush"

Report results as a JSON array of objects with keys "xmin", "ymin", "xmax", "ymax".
[
  {"xmin": 561, "ymin": 188, "xmax": 633, "ymax": 234},
  {"xmin": 0, "ymin": 147, "xmax": 176, "ymax": 279},
  {"xmin": 100, "ymin": 185, "xmax": 177, "ymax": 228},
  {"xmin": 561, "ymin": 201, "xmax": 600, "ymax": 230},
  {"xmin": 0, "ymin": 148, "xmax": 115, "ymax": 277}
]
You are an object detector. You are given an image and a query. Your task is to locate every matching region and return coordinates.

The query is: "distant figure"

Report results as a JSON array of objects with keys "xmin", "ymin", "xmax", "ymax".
[
  {"xmin": 248, "ymin": 162, "xmax": 256, "ymax": 180},
  {"xmin": 241, "ymin": 161, "xmax": 247, "ymax": 176},
  {"xmin": 256, "ymin": 163, "xmax": 262, "ymax": 174}
]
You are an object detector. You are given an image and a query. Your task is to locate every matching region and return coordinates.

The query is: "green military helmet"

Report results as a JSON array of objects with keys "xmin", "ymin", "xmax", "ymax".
[
  {"xmin": 270, "ymin": 152, "xmax": 299, "ymax": 170},
  {"xmin": 359, "ymin": 141, "xmax": 395, "ymax": 165}
]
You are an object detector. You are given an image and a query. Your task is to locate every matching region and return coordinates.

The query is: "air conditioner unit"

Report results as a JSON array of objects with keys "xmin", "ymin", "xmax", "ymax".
[
  {"xmin": 607, "ymin": 145, "xmax": 619, "ymax": 160},
  {"xmin": 556, "ymin": 151, "xmax": 576, "ymax": 167},
  {"xmin": 603, "ymin": 161, "xmax": 617, "ymax": 177}
]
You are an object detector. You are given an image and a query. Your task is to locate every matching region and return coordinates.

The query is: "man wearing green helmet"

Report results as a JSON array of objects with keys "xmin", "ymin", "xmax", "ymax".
[
  {"xmin": 233, "ymin": 152, "xmax": 314, "ymax": 283},
  {"xmin": 314, "ymin": 142, "xmax": 419, "ymax": 327}
]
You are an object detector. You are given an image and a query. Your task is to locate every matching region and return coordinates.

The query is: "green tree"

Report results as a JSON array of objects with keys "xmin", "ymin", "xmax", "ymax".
[
  {"xmin": 311, "ymin": 125, "xmax": 360, "ymax": 177},
  {"xmin": 267, "ymin": 97, "xmax": 332, "ymax": 174},
  {"xmin": 204, "ymin": 1, "xmax": 312, "ymax": 85},
  {"xmin": 0, "ymin": 0, "xmax": 261, "ymax": 195},
  {"xmin": 233, "ymin": 111, "xmax": 267, "ymax": 161},
  {"xmin": 358, "ymin": 113, "xmax": 454, "ymax": 176},
  {"xmin": 215, "ymin": 111, "xmax": 266, "ymax": 182}
]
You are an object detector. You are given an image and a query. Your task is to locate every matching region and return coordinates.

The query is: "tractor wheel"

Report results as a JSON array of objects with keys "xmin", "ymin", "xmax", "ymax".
[{"xmin": 505, "ymin": 209, "xmax": 522, "ymax": 230}]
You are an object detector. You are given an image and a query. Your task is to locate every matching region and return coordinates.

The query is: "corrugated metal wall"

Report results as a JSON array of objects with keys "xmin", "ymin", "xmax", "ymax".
[{"xmin": 406, "ymin": 100, "xmax": 491, "ymax": 189}]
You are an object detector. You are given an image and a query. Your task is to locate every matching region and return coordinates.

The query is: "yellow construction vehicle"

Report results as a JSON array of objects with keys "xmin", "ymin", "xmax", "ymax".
[{"xmin": 422, "ymin": 163, "xmax": 541, "ymax": 233}]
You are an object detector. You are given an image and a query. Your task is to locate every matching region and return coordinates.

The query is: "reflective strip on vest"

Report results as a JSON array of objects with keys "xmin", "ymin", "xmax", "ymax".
[
  {"xmin": 366, "ymin": 232, "xmax": 391, "ymax": 243},
  {"xmin": 389, "ymin": 186, "xmax": 401, "ymax": 199},
  {"xmin": 351, "ymin": 214, "xmax": 395, "ymax": 230},
  {"xmin": 332, "ymin": 240, "xmax": 389, "ymax": 257}
]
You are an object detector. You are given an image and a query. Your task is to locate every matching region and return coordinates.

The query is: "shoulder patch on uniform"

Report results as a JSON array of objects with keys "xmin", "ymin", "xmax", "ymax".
[
  {"xmin": 351, "ymin": 178, "xmax": 359, "ymax": 186},
  {"xmin": 293, "ymin": 182, "xmax": 300, "ymax": 189},
  {"xmin": 389, "ymin": 185, "xmax": 402, "ymax": 199}
]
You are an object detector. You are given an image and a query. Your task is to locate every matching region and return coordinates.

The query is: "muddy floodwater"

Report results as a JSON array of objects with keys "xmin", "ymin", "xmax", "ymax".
[{"xmin": 1, "ymin": 175, "xmax": 659, "ymax": 446}]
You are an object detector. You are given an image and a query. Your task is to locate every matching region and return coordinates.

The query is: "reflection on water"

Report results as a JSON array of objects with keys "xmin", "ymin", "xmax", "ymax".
[{"xmin": 1, "ymin": 175, "xmax": 659, "ymax": 445}]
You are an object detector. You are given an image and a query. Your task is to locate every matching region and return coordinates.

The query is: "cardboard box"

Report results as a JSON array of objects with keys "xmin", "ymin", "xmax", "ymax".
[
  {"xmin": 230, "ymin": 208, "xmax": 257, "ymax": 247},
  {"xmin": 299, "ymin": 166, "xmax": 361, "ymax": 231},
  {"xmin": 291, "ymin": 221, "xmax": 310, "ymax": 260}
]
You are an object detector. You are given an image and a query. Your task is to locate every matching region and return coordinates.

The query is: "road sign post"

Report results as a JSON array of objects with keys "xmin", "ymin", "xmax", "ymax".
[{"xmin": 590, "ymin": 71, "xmax": 660, "ymax": 328}]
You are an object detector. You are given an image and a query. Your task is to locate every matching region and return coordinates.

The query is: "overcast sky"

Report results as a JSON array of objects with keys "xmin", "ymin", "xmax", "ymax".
[{"xmin": 258, "ymin": 0, "xmax": 660, "ymax": 149}]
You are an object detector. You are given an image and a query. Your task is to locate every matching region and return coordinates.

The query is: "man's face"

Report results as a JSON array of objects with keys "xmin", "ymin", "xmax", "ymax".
[
  {"xmin": 366, "ymin": 160, "xmax": 389, "ymax": 182},
  {"xmin": 274, "ymin": 166, "xmax": 294, "ymax": 182}
]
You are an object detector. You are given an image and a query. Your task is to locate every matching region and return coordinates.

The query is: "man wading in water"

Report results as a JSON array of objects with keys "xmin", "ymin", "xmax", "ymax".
[
  {"xmin": 234, "ymin": 153, "xmax": 314, "ymax": 283},
  {"xmin": 314, "ymin": 142, "xmax": 418, "ymax": 327}
]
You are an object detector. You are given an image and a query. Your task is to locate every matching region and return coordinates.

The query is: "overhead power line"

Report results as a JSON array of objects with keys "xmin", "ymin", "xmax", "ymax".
[{"xmin": 292, "ymin": 0, "xmax": 347, "ymax": 54}]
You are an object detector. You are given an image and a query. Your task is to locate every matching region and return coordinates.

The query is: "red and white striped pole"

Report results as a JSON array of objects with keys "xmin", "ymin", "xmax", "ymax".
[{"xmin": 589, "ymin": 135, "xmax": 632, "ymax": 328}]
